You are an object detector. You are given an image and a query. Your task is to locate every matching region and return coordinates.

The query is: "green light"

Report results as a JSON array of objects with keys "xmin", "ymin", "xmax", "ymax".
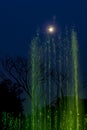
[{"xmin": 71, "ymin": 30, "xmax": 79, "ymax": 130}]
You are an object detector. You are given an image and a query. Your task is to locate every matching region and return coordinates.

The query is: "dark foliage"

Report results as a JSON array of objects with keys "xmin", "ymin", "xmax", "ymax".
[{"xmin": 0, "ymin": 79, "xmax": 24, "ymax": 116}]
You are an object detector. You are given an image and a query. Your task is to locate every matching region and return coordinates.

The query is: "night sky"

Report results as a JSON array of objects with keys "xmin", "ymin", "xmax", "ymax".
[{"xmin": 0, "ymin": 0, "xmax": 87, "ymax": 98}]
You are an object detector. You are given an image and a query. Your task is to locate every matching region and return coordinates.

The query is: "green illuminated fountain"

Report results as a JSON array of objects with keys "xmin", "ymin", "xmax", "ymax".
[{"xmin": 30, "ymin": 28, "xmax": 82, "ymax": 130}]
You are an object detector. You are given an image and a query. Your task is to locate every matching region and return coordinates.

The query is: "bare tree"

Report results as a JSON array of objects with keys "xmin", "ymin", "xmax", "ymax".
[
  {"xmin": 0, "ymin": 55, "xmax": 45, "ymax": 99},
  {"xmin": 0, "ymin": 56, "xmax": 32, "ymax": 98}
]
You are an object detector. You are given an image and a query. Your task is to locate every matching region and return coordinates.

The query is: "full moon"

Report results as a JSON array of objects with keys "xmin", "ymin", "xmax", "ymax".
[{"xmin": 47, "ymin": 25, "xmax": 56, "ymax": 34}]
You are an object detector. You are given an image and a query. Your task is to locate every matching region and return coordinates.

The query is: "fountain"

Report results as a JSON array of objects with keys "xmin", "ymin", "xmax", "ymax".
[{"xmin": 30, "ymin": 28, "xmax": 82, "ymax": 130}]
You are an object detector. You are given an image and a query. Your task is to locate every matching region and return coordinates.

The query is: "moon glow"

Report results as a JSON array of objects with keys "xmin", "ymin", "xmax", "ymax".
[{"xmin": 47, "ymin": 25, "xmax": 56, "ymax": 34}]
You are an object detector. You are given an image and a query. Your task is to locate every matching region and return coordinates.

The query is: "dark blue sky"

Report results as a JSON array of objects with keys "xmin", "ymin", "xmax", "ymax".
[{"xmin": 0, "ymin": 0, "xmax": 87, "ymax": 82}]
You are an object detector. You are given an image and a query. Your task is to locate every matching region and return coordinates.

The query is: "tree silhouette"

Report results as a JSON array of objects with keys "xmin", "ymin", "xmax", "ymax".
[
  {"xmin": 0, "ymin": 56, "xmax": 32, "ymax": 98},
  {"xmin": 0, "ymin": 55, "xmax": 45, "ymax": 99}
]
